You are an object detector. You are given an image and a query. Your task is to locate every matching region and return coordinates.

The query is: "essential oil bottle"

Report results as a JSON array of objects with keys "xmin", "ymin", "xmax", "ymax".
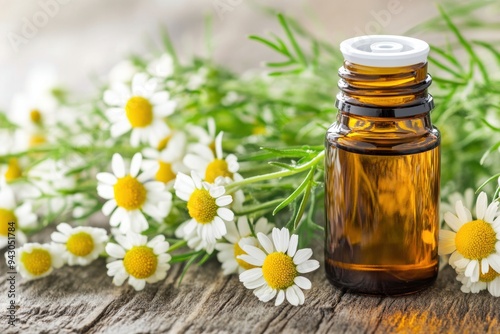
[{"xmin": 324, "ymin": 36, "xmax": 440, "ymax": 295}]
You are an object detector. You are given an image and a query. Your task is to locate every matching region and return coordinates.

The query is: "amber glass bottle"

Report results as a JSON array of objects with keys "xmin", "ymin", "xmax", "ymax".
[{"xmin": 324, "ymin": 36, "xmax": 440, "ymax": 295}]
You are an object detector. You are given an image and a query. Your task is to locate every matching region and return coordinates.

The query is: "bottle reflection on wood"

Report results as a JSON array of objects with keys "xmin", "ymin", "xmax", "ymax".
[{"xmin": 324, "ymin": 36, "xmax": 440, "ymax": 295}]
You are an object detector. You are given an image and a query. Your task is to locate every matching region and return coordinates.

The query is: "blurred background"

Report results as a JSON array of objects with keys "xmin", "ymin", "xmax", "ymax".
[{"xmin": 0, "ymin": 0, "xmax": 444, "ymax": 110}]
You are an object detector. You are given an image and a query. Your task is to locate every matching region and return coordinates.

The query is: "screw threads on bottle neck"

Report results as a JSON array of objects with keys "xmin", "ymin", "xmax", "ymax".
[{"xmin": 336, "ymin": 61, "xmax": 433, "ymax": 117}]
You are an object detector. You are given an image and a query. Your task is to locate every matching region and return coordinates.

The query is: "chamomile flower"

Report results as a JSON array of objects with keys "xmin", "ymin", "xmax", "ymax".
[
  {"xmin": 104, "ymin": 72, "xmax": 176, "ymax": 147},
  {"xmin": 456, "ymin": 267, "xmax": 500, "ymax": 297},
  {"xmin": 51, "ymin": 223, "xmax": 108, "ymax": 266},
  {"xmin": 97, "ymin": 153, "xmax": 173, "ymax": 234},
  {"xmin": 9, "ymin": 243, "xmax": 64, "ymax": 280},
  {"xmin": 238, "ymin": 227, "xmax": 320, "ymax": 306},
  {"xmin": 105, "ymin": 232, "xmax": 171, "ymax": 291},
  {"xmin": 142, "ymin": 131, "xmax": 187, "ymax": 185},
  {"xmin": 0, "ymin": 184, "xmax": 37, "ymax": 248},
  {"xmin": 215, "ymin": 216, "xmax": 274, "ymax": 275},
  {"xmin": 184, "ymin": 132, "xmax": 240, "ymax": 184},
  {"xmin": 186, "ymin": 118, "xmax": 216, "ymax": 149},
  {"xmin": 439, "ymin": 192, "xmax": 500, "ymax": 282},
  {"xmin": 147, "ymin": 54, "xmax": 174, "ymax": 79},
  {"xmin": 174, "ymin": 171, "xmax": 234, "ymax": 245}
]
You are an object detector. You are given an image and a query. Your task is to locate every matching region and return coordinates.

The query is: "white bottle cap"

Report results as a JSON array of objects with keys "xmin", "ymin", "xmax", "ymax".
[{"xmin": 340, "ymin": 35, "xmax": 429, "ymax": 67}]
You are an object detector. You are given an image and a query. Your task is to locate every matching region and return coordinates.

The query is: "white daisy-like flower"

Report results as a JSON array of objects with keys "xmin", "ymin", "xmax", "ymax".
[
  {"xmin": 439, "ymin": 192, "xmax": 500, "ymax": 282},
  {"xmin": 184, "ymin": 132, "xmax": 240, "ymax": 184},
  {"xmin": 238, "ymin": 227, "xmax": 320, "ymax": 306},
  {"xmin": 174, "ymin": 171, "xmax": 234, "ymax": 245},
  {"xmin": 105, "ymin": 232, "xmax": 171, "ymax": 291},
  {"xmin": 142, "ymin": 131, "xmax": 187, "ymax": 185},
  {"xmin": 8, "ymin": 242, "xmax": 64, "ymax": 280},
  {"xmin": 215, "ymin": 216, "xmax": 274, "ymax": 275},
  {"xmin": 147, "ymin": 54, "xmax": 174, "ymax": 79},
  {"xmin": 104, "ymin": 72, "xmax": 176, "ymax": 147},
  {"xmin": 456, "ymin": 267, "xmax": 500, "ymax": 297},
  {"xmin": 50, "ymin": 223, "xmax": 108, "ymax": 266},
  {"xmin": 0, "ymin": 184, "xmax": 37, "ymax": 248},
  {"xmin": 97, "ymin": 153, "xmax": 173, "ymax": 234}
]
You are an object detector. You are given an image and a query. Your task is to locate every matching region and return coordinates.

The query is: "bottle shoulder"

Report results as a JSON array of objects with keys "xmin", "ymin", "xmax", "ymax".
[{"xmin": 326, "ymin": 120, "xmax": 440, "ymax": 155}]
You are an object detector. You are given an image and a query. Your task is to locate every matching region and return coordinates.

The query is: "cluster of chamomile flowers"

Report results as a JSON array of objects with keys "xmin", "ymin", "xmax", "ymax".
[
  {"xmin": 439, "ymin": 190, "xmax": 500, "ymax": 296},
  {"xmin": 3, "ymin": 53, "xmax": 319, "ymax": 307}
]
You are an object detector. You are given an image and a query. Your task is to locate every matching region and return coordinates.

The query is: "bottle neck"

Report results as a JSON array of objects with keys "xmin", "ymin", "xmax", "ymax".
[{"xmin": 336, "ymin": 61, "xmax": 433, "ymax": 117}]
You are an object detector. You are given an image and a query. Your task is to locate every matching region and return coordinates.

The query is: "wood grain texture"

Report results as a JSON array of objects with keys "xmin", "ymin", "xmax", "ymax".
[{"xmin": 1, "ymin": 229, "xmax": 499, "ymax": 334}]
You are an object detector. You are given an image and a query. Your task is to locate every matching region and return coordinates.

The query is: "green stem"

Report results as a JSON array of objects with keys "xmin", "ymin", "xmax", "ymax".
[
  {"xmin": 234, "ymin": 198, "xmax": 285, "ymax": 216},
  {"xmin": 168, "ymin": 240, "xmax": 188, "ymax": 252},
  {"xmin": 226, "ymin": 150, "xmax": 325, "ymax": 192}
]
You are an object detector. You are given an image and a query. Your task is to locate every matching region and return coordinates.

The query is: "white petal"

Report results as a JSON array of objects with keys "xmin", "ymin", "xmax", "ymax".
[
  {"xmin": 272, "ymin": 228, "xmax": 284, "ymax": 253},
  {"xmin": 96, "ymin": 172, "xmax": 117, "ymax": 185},
  {"xmin": 56, "ymin": 222, "xmax": 73, "ymax": 235},
  {"xmin": 106, "ymin": 243, "xmax": 126, "ymax": 258},
  {"xmin": 285, "ymin": 286, "xmax": 299, "ymax": 306},
  {"xmin": 294, "ymin": 276, "xmax": 312, "ymax": 290},
  {"xmin": 237, "ymin": 217, "xmax": 251, "ymax": 237},
  {"xmin": 293, "ymin": 248, "xmax": 313, "ymax": 265},
  {"xmin": 241, "ymin": 245, "xmax": 267, "ymax": 263},
  {"xmin": 210, "ymin": 186, "xmax": 225, "ymax": 198},
  {"xmin": 292, "ymin": 285, "xmax": 305, "ymax": 305},
  {"xmin": 102, "ymin": 200, "xmax": 117, "ymax": 216},
  {"xmin": 51, "ymin": 231, "xmax": 68, "ymax": 243},
  {"xmin": 287, "ymin": 234, "xmax": 299, "ymax": 257},
  {"xmin": 443, "ymin": 212, "xmax": 463, "ymax": 232},
  {"xmin": 243, "ymin": 276, "xmax": 267, "ymax": 289},
  {"xmin": 130, "ymin": 153, "xmax": 143, "ymax": 178},
  {"xmin": 215, "ymin": 131, "xmax": 224, "ymax": 159},
  {"xmin": 215, "ymin": 195, "xmax": 232, "ymax": 207},
  {"xmin": 275, "ymin": 290, "xmax": 285, "ymax": 306},
  {"xmin": 237, "ymin": 254, "xmax": 264, "ymax": 266},
  {"xmin": 487, "ymin": 254, "xmax": 500, "ymax": 273},
  {"xmin": 476, "ymin": 192, "xmax": 487, "ymax": 220},
  {"xmin": 455, "ymin": 200, "xmax": 472, "ymax": 224},
  {"xmin": 465, "ymin": 260, "xmax": 479, "ymax": 282},
  {"xmin": 112, "ymin": 154, "xmax": 126, "ymax": 178},
  {"xmin": 296, "ymin": 260, "xmax": 320, "ymax": 273},
  {"xmin": 217, "ymin": 208, "xmax": 234, "ymax": 222},
  {"xmin": 481, "ymin": 258, "xmax": 489, "ymax": 274},
  {"xmin": 484, "ymin": 202, "xmax": 499, "ymax": 224},
  {"xmin": 257, "ymin": 233, "xmax": 274, "ymax": 254}
]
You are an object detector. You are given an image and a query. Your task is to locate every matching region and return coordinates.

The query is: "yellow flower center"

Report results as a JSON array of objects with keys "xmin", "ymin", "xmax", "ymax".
[
  {"xmin": 187, "ymin": 189, "xmax": 218, "ymax": 224},
  {"xmin": 0, "ymin": 209, "xmax": 17, "ymax": 237},
  {"xmin": 480, "ymin": 267, "xmax": 499, "ymax": 283},
  {"xmin": 125, "ymin": 96, "xmax": 153, "ymax": 128},
  {"xmin": 123, "ymin": 246, "xmax": 157, "ymax": 279},
  {"xmin": 66, "ymin": 232, "xmax": 94, "ymax": 256},
  {"xmin": 205, "ymin": 159, "xmax": 233, "ymax": 183},
  {"xmin": 455, "ymin": 220, "xmax": 497, "ymax": 260},
  {"xmin": 156, "ymin": 161, "xmax": 176, "ymax": 183},
  {"xmin": 21, "ymin": 248, "xmax": 52, "ymax": 276},
  {"xmin": 4, "ymin": 158, "xmax": 23, "ymax": 182},
  {"xmin": 262, "ymin": 252, "xmax": 297, "ymax": 290},
  {"xmin": 157, "ymin": 134, "xmax": 172, "ymax": 151},
  {"xmin": 30, "ymin": 109, "xmax": 42, "ymax": 124},
  {"xmin": 113, "ymin": 175, "xmax": 147, "ymax": 211},
  {"xmin": 234, "ymin": 242, "xmax": 256, "ymax": 270},
  {"xmin": 29, "ymin": 134, "xmax": 46, "ymax": 147}
]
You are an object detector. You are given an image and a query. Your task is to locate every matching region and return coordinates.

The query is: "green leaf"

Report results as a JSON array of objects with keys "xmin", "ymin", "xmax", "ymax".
[
  {"xmin": 277, "ymin": 13, "xmax": 307, "ymax": 66},
  {"xmin": 437, "ymin": 5, "xmax": 490, "ymax": 83},
  {"xmin": 177, "ymin": 252, "xmax": 203, "ymax": 286},
  {"xmin": 273, "ymin": 167, "xmax": 314, "ymax": 215},
  {"xmin": 268, "ymin": 161, "xmax": 297, "ymax": 170}
]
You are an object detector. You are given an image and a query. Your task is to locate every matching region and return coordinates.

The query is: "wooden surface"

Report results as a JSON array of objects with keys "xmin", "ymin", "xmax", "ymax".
[{"xmin": 1, "ymin": 228, "xmax": 500, "ymax": 334}]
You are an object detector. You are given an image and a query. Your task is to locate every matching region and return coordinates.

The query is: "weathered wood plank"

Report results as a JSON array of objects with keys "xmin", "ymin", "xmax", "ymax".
[{"xmin": 1, "ymin": 229, "xmax": 499, "ymax": 334}]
